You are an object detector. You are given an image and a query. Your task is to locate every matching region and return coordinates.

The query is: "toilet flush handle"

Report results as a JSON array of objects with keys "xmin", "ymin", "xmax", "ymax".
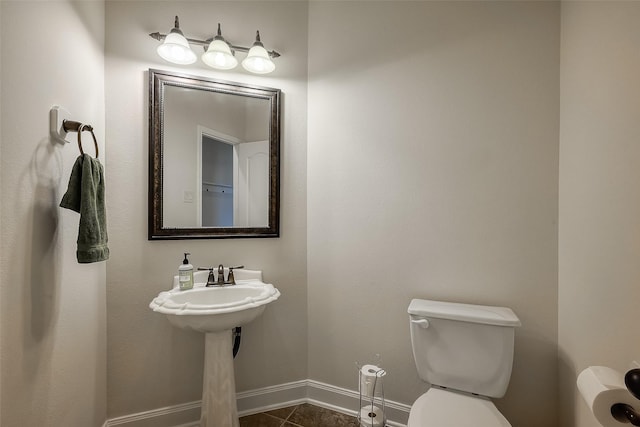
[{"xmin": 411, "ymin": 318, "xmax": 430, "ymax": 329}]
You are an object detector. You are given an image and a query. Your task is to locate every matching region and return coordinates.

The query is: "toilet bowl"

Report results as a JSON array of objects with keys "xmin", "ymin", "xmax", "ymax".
[
  {"xmin": 407, "ymin": 298, "xmax": 521, "ymax": 427},
  {"xmin": 407, "ymin": 387, "xmax": 511, "ymax": 427}
]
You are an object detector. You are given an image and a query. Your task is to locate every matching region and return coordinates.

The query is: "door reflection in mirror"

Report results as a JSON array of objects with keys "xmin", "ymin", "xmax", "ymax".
[
  {"xmin": 198, "ymin": 134, "xmax": 269, "ymax": 228},
  {"xmin": 235, "ymin": 140, "xmax": 269, "ymax": 227}
]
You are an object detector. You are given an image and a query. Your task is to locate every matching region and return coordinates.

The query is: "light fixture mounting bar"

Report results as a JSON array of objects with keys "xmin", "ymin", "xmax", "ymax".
[{"xmin": 149, "ymin": 32, "xmax": 281, "ymax": 59}]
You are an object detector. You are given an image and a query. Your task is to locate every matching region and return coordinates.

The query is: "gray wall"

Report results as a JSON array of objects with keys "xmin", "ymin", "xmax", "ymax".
[
  {"xmin": 105, "ymin": 0, "xmax": 309, "ymax": 419},
  {"xmin": 0, "ymin": 1, "xmax": 107, "ymax": 426},
  {"xmin": 558, "ymin": 2, "xmax": 640, "ymax": 426},
  {"xmin": 307, "ymin": 2, "xmax": 560, "ymax": 427}
]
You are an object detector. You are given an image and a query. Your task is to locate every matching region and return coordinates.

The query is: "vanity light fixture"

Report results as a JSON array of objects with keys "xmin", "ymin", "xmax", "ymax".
[
  {"xmin": 150, "ymin": 16, "xmax": 280, "ymax": 74},
  {"xmin": 155, "ymin": 16, "xmax": 197, "ymax": 65},
  {"xmin": 202, "ymin": 24, "xmax": 238, "ymax": 70},
  {"xmin": 242, "ymin": 31, "xmax": 276, "ymax": 74}
]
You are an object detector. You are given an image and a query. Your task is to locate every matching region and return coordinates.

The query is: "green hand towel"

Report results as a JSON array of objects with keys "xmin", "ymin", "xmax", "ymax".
[{"xmin": 60, "ymin": 154, "xmax": 109, "ymax": 263}]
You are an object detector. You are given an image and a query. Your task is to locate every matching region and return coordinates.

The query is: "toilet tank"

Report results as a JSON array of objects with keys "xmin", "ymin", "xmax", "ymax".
[{"xmin": 408, "ymin": 299, "xmax": 521, "ymax": 398}]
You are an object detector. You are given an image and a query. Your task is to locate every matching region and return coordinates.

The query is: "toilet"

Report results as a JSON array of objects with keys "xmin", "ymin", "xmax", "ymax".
[{"xmin": 407, "ymin": 298, "xmax": 521, "ymax": 426}]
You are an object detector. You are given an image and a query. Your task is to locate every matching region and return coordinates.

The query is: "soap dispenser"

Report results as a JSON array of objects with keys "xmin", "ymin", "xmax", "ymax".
[{"xmin": 178, "ymin": 253, "xmax": 194, "ymax": 290}]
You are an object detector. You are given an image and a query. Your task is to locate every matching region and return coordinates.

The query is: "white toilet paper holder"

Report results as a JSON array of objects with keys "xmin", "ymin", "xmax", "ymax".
[{"xmin": 611, "ymin": 369, "xmax": 640, "ymax": 426}]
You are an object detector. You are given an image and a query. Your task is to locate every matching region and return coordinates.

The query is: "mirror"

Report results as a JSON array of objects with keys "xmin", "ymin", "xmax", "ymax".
[{"xmin": 149, "ymin": 69, "xmax": 280, "ymax": 239}]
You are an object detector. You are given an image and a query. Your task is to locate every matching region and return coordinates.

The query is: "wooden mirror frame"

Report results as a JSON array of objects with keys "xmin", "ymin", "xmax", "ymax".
[{"xmin": 148, "ymin": 69, "xmax": 280, "ymax": 239}]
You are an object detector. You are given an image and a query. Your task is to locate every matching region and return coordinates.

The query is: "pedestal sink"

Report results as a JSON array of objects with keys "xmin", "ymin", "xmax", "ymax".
[{"xmin": 149, "ymin": 269, "xmax": 280, "ymax": 427}]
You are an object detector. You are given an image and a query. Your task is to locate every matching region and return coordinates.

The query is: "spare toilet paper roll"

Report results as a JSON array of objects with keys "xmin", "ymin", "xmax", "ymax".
[
  {"xmin": 359, "ymin": 405, "xmax": 385, "ymax": 427},
  {"xmin": 360, "ymin": 365, "xmax": 386, "ymax": 398},
  {"xmin": 577, "ymin": 366, "xmax": 639, "ymax": 427}
]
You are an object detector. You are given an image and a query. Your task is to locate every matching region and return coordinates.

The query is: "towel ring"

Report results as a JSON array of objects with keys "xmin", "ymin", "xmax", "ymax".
[{"xmin": 77, "ymin": 124, "xmax": 99, "ymax": 158}]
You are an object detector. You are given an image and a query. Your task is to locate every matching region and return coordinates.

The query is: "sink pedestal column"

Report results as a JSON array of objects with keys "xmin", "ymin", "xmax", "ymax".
[{"xmin": 200, "ymin": 330, "xmax": 239, "ymax": 427}]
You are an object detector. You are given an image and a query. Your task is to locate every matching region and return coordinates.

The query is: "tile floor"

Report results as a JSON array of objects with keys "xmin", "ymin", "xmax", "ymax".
[{"xmin": 239, "ymin": 403, "xmax": 361, "ymax": 427}]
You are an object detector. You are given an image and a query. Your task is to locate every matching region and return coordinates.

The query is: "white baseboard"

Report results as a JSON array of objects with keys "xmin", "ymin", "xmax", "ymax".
[
  {"xmin": 105, "ymin": 400, "xmax": 201, "ymax": 427},
  {"xmin": 305, "ymin": 380, "xmax": 410, "ymax": 427},
  {"xmin": 236, "ymin": 379, "xmax": 309, "ymax": 415},
  {"xmin": 105, "ymin": 379, "xmax": 410, "ymax": 427}
]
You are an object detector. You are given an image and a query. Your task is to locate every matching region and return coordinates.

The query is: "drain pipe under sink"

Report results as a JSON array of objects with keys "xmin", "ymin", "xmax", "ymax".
[{"xmin": 233, "ymin": 327, "xmax": 242, "ymax": 358}]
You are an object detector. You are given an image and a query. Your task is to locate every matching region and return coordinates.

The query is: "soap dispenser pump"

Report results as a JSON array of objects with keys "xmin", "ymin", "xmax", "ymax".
[{"xmin": 178, "ymin": 253, "xmax": 194, "ymax": 290}]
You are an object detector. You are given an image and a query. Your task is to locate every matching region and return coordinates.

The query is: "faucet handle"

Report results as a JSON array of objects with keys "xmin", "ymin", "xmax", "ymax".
[
  {"xmin": 227, "ymin": 266, "xmax": 244, "ymax": 285},
  {"xmin": 197, "ymin": 267, "xmax": 216, "ymax": 286}
]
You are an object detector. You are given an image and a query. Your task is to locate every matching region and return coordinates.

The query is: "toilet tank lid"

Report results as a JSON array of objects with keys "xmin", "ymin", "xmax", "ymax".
[{"xmin": 408, "ymin": 299, "xmax": 521, "ymax": 327}]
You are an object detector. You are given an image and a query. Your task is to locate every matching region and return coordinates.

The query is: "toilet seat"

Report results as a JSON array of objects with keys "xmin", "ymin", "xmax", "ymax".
[{"xmin": 407, "ymin": 387, "xmax": 511, "ymax": 427}]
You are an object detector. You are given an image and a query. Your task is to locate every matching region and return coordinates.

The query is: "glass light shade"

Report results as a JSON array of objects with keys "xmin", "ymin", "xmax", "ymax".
[
  {"xmin": 157, "ymin": 32, "xmax": 197, "ymax": 65},
  {"xmin": 202, "ymin": 39, "xmax": 238, "ymax": 70},
  {"xmin": 242, "ymin": 44, "xmax": 275, "ymax": 74}
]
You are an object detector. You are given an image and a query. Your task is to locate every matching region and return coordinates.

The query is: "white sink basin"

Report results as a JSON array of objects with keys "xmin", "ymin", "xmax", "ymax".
[{"xmin": 149, "ymin": 269, "xmax": 280, "ymax": 333}]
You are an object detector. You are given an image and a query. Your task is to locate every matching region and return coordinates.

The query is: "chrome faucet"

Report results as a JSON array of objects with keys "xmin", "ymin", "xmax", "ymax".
[
  {"xmin": 199, "ymin": 265, "xmax": 244, "ymax": 286},
  {"xmin": 216, "ymin": 264, "xmax": 225, "ymax": 285}
]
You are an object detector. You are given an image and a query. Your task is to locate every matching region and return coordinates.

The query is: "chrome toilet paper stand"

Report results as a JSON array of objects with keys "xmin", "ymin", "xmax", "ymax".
[{"xmin": 356, "ymin": 361, "xmax": 387, "ymax": 427}]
